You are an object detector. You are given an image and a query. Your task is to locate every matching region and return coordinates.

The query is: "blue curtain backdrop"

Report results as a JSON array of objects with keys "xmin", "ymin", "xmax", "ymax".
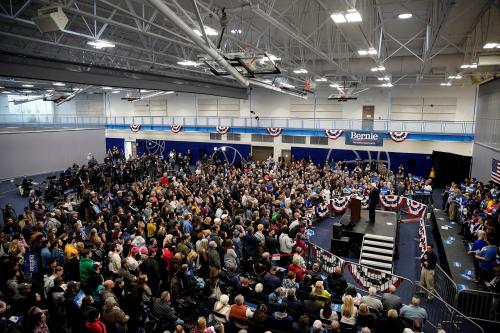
[
  {"xmin": 135, "ymin": 139, "xmax": 251, "ymax": 166},
  {"xmin": 291, "ymin": 147, "xmax": 431, "ymax": 177},
  {"xmin": 105, "ymin": 138, "xmax": 125, "ymax": 153}
]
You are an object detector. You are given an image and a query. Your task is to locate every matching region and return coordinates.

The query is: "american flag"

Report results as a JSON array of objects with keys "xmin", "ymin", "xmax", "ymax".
[{"xmin": 492, "ymin": 158, "xmax": 500, "ymax": 184}]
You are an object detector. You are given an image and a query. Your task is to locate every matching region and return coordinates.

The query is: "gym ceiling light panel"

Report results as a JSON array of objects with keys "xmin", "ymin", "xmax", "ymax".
[
  {"xmin": 358, "ymin": 48, "xmax": 377, "ymax": 56},
  {"xmin": 293, "ymin": 68, "xmax": 308, "ymax": 74},
  {"xmin": 193, "ymin": 26, "xmax": 218, "ymax": 36},
  {"xmin": 381, "ymin": 83, "xmax": 393, "ymax": 87},
  {"xmin": 22, "ymin": 84, "xmax": 34, "ymax": 88},
  {"xmin": 230, "ymin": 29, "xmax": 242, "ymax": 34},
  {"xmin": 440, "ymin": 82, "xmax": 452, "ymax": 86},
  {"xmin": 448, "ymin": 74, "xmax": 463, "ymax": 80},
  {"xmin": 483, "ymin": 42, "xmax": 500, "ymax": 49},
  {"xmin": 177, "ymin": 60, "xmax": 200, "ymax": 67},
  {"xmin": 52, "ymin": 82, "xmax": 65, "ymax": 86},
  {"xmin": 370, "ymin": 66, "xmax": 385, "ymax": 71},
  {"xmin": 315, "ymin": 77, "xmax": 328, "ymax": 82},
  {"xmin": 460, "ymin": 63, "xmax": 477, "ymax": 69},
  {"xmin": 398, "ymin": 13, "xmax": 413, "ymax": 19},
  {"xmin": 87, "ymin": 40, "xmax": 115, "ymax": 49},
  {"xmin": 331, "ymin": 9, "xmax": 363, "ymax": 23}
]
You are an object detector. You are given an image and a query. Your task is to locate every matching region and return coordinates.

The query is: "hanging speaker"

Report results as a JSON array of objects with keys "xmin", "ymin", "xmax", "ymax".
[{"xmin": 32, "ymin": 6, "xmax": 69, "ymax": 33}]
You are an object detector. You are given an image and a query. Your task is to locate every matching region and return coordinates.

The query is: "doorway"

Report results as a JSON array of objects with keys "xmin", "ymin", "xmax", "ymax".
[
  {"xmin": 362, "ymin": 105, "xmax": 375, "ymax": 130},
  {"xmin": 252, "ymin": 146, "xmax": 274, "ymax": 162},
  {"xmin": 282, "ymin": 149, "xmax": 291, "ymax": 165}
]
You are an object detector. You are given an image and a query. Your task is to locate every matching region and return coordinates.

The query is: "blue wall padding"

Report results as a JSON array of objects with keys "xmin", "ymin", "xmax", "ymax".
[{"xmin": 291, "ymin": 147, "xmax": 432, "ymax": 177}]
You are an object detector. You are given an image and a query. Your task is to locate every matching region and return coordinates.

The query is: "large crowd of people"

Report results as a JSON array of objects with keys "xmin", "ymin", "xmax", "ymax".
[
  {"xmin": 0, "ymin": 149, "xmax": 440, "ymax": 333},
  {"xmin": 443, "ymin": 179, "xmax": 500, "ymax": 290}
]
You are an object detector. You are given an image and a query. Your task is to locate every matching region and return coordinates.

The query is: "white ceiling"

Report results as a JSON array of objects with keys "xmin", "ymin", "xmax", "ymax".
[{"xmin": 0, "ymin": 0, "xmax": 499, "ymax": 96}]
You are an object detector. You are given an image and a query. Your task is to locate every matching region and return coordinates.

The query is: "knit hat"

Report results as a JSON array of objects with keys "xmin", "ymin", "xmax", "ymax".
[
  {"xmin": 139, "ymin": 246, "xmax": 149, "ymax": 255},
  {"xmin": 312, "ymin": 320, "xmax": 322, "ymax": 330},
  {"xmin": 130, "ymin": 246, "xmax": 139, "ymax": 254}
]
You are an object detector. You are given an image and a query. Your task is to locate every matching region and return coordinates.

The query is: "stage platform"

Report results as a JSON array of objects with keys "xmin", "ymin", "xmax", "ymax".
[
  {"xmin": 334, "ymin": 209, "xmax": 398, "ymax": 259},
  {"xmin": 432, "ymin": 208, "xmax": 478, "ymax": 291}
]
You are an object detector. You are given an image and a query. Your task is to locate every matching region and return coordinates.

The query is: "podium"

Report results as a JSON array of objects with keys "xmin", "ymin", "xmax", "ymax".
[{"xmin": 350, "ymin": 197, "xmax": 362, "ymax": 223}]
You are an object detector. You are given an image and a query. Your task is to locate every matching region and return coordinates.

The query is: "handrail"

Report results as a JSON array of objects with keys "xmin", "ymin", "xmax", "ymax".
[
  {"xmin": 0, "ymin": 114, "xmax": 475, "ymax": 134},
  {"xmin": 416, "ymin": 284, "xmax": 485, "ymax": 333},
  {"xmin": 456, "ymin": 288, "xmax": 500, "ymax": 324}
]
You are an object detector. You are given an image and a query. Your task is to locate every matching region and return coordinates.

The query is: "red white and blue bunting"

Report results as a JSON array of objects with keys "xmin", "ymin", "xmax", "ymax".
[
  {"xmin": 216, "ymin": 126, "xmax": 230, "ymax": 135},
  {"xmin": 389, "ymin": 131, "xmax": 409, "ymax": 143},
  {"xmin": 346, "ymin": 262, "xmax": 401, "ymax": 292},
  {"xmin": 266, "ymin": 127, "xmax": 283, "ymax": 137},
  {"xmin": 170, "ymin": 124, "xmax": 182, "ymax": 133},
  {"xmin": 130, "ymin": 123, "xmax": 141, "ymax": 132},
  {"xmin": 331, "ymin": 196, "xmax": 349, "ymax": 213},
  {"xmin": 325, "ymin": 129, "xmax": 344, "ymax": 140},
  {"xmin": 380, "ymin": 195, "xmax": 406, "ymax": 209},
  {"xmin": 406, "ymin": 198, "xmax": 427, "ymax": 217}
]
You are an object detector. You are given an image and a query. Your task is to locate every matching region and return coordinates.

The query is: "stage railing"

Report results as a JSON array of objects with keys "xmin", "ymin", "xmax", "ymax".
[
  {"xmin": 416, "ymin": 284, "xmax": 485, "ymax": 333},
  {"xmin": 456, "ymin": 289, "xmax": 500, "ymax": 324}
]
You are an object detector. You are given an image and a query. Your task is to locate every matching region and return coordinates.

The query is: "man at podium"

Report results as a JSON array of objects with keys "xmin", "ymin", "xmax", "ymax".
[{"xmin": 368, "ymin": 183, "xmax": 380, "ymax": 223}]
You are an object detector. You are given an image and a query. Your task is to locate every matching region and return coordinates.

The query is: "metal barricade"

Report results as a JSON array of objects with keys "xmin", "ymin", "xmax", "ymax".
[
  {"xmin": 416, "ymin": 284, "xmax": 485, "ymax": 333},
  {"xmin": 457, "ymin": 289, "xmax": 500, "ymax": 324},
  {"xmin": 432, "ymin": 264, "xmax": 459, "ymax": 306}
]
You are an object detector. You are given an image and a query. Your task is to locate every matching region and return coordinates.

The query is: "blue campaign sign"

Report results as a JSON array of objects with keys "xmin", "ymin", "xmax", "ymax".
[
  {"xmin": 23, "ymin": 253, "xmax": 38, "ymax": 273},
  {"xmin": 345, "ymin": 131, "xmax": 383, "ymax": 146}
]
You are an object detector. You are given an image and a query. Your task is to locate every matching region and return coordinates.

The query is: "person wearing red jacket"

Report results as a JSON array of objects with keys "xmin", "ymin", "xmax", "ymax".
[{"xmin": 85, "ymin": 308, "xmax": 107, "ymax": 333}]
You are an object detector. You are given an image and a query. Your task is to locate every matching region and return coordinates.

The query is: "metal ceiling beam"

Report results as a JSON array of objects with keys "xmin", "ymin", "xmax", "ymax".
[
  {"xmin": 147, "ymin": 0, "xmax": 249, "ymax": 87},
  {"xmin": 0, "ymin": 53, "xmax": 248, "ymax": 99},
  {"xmin": 248, "ymin": 3, "xmax": 353, "ymax": 78}
]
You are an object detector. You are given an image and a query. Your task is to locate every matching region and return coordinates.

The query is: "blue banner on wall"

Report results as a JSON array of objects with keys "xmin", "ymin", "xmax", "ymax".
[{"xmin": 345, "ymin": 131, "xmax": 383, "ymax": 146}]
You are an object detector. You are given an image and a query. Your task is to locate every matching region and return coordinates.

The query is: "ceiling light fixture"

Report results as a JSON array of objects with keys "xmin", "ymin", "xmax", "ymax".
[
  {"xmin": 377, "ymin": 77, "xmax": 384, "ymax": 81},
  {"xmin": 345, "ymin": 9, "xmax": 362, "ymax": 22},
  {"xmin": 440, "ymin": 82, "xmax": 452, "ymax": 86},
  {"xmin": 53, "ymin": 82, "xmax": 65, "ymax": 86},
  {"xmin": 193, "ymin": 26, "xmax": 218, "ymax": 36},
  {"xmin": 22, "ymin": 84, "xmax": 34, "ymax": 88},
  {"xmin": 331, "ymin": 12, "xmax": 347, "ymax": 23},
  {"xmin": 398, "ymin": 13, "xmax": 413, "ymax": 19},
  {"xmin": 371, "ymin": 66, "xmax": 385, "ymax": 72},
  {"xmin": 448, "ymin": 74, "xmax": 463, "ymax": 80},
  {"xmin": 293, "ymin": 68, "xmax": 308, "ymax": 74},
  {"xmin": 230, "ymin": 29, "xmax": 242, "ymax": 34},
  {"xmin": 261, "ymin": 79, "xmax": 273, "ymax": 84},
  {"xmin": 87, "ymin": 40, "xmax": 115, "ymax": 49},
  {"xmin": 46, "ymin": 89, "xmax": 54, "ymax": 92},
  {"xmin": 102, "ymin": 86, "xmax": 113, "ymax": 90},
  {"xmin": 383, "ymin": 76, "xmax": 390, "ymax": 81},
  {"xmin": 358, "ymin": 48, "xmax": 377, "ymax": 56},
  {"xmin": 381, "ymin": 83, "xmax": 393, "ymax": 87},
  {"xmin": 72, "ymin": 87, "xmax": 80, "ymax": 91},
  {"xmin": 2, "ymin": 91, "xmax": 11, "ymax": 94},
  {"xmin": 483, "ymin": 42, "xmax": 498, "ymax": 49},
  {"xmin": 111, "ymin": 91, "xmax": 121, "ymax": 94},
  {"xmin": 315, "ymin": 77, "xmax": 328, "ymax": 82},
  {"xmin": 22, "ymin": 90, "xmax": 33, "ymax": 93},
  {"xmin": 329, "ymin": 83, "xmax": 341, "ymax": 88},
  {"xmin": 177, "ymin": 59, "xmax": 199, "ymax": 67},
  {"xmin": 280, "ymin": 82, "xmax": 295, "ymax": 89}
]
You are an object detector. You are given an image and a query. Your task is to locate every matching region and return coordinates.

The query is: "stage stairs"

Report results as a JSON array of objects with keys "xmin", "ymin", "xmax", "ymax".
[{"xmin": 359, "ymin": 233, "xmax": 394, "ymax": 274}]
